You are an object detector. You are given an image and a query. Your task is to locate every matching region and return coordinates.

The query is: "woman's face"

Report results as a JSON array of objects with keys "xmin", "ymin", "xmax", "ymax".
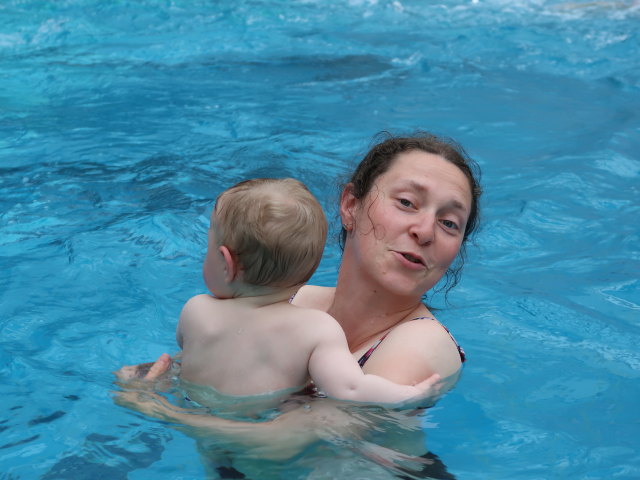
[{"xmin": 341, "ymin": 150, "xmax": 472, "ymax": 298}]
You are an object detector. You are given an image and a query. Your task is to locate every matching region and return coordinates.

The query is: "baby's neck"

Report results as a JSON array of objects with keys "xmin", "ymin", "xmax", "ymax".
[{"xmin": 221, "ymin": 282, "xmax": 300, "ymax": 308}]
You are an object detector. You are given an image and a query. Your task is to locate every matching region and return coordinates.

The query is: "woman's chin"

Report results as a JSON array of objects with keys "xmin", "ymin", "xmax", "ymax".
[
  {"xmin": 378, "ymin": 261, "xmax": 441, "ymax": 294},
  {"xmin": 379, "ymin": 277, "xmax": 434, "ymax": 300}
]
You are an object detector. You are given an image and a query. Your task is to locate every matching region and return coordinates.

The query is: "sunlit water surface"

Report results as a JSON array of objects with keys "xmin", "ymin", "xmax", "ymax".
[{"xmin": 1, "ymin": 0, "xmax": 639, "ymax": 478}]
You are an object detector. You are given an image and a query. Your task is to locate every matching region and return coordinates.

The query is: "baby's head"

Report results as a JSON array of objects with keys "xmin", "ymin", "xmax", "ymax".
[{"xmin": 210, "ymin": 178, "xmax": 327, "ymax": 289}]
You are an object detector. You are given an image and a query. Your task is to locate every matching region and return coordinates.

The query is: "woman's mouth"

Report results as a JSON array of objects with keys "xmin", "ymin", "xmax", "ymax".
[{"xmin": 398, "ymin": 252, "xmax": 425, "ymax": 267}]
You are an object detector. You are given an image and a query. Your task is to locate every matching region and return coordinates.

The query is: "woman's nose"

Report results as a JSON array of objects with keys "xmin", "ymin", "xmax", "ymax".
[{"xmin": 409, "ymin": 213, "xmax": 435, "ymax": 245}]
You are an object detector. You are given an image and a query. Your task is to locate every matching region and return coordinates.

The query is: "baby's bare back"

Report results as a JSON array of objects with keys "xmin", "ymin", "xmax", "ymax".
[{"xmin": 177, "ymin": 294, "xmax": 338, "ymax": 396}]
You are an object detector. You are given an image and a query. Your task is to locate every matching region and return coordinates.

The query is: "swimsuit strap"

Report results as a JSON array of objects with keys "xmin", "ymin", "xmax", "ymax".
[
  {"xmin": 357, "ymin": 332, "xmax": 391, "ymax": 367},
  {"xmin": 357, "ymin": 316, "xmax": 466, "ymax": 368},
  {"xmin": 414, "ymin": 317, "xmax": 467, "ymax": 364}
]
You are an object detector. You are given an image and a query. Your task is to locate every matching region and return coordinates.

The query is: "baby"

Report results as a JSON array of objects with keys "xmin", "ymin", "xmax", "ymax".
[{"xmin": 176, "ymin": 178, "xmax": 440, "ymax": 404}]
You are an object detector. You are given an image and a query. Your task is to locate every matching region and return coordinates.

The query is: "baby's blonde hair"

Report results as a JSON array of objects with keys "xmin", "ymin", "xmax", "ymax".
[{"xmin": 214, "ymin": 178, "xmax": 327, "ymax": 288}]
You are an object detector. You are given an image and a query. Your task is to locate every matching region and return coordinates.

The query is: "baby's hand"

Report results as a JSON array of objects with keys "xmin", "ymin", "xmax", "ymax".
[{"xmin": 411, "ymin": 373, "xmax": 444, "ymax": 406}]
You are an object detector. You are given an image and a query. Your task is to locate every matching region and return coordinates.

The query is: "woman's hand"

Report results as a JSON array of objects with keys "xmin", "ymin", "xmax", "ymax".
[{"xmin": 113, "ymin": 353, "xmax": 173, "ymax": 382}]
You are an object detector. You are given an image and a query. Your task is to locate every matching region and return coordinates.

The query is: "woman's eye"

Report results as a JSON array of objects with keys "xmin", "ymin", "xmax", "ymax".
[
  {"xmin": 399, "ymin": 198, "xmax": 414, "ymax": 208},
  {"xmin": 441, "ymin": 219, "xmax": 459, "ymax": 230}
]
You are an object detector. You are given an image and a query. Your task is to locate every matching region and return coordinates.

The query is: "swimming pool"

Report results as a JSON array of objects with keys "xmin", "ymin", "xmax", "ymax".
[{"xmin": 1, "ymin": 0, "xmax": 639, "ymax": 478}]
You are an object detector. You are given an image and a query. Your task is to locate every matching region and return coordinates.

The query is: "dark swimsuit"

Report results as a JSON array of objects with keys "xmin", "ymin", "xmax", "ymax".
[{"xmin": 357, "ymin": 316, "xmax": 466, "ymax": 367}]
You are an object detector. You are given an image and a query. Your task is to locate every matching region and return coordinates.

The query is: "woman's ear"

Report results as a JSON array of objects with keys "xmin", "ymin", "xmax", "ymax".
[
  {"xmin": 219, "ymin": 245, "xmax": 237, "ymax": 283},
  {"xmin": 339, "ymin": 183, "xmax": 357, "ymax": 230}
]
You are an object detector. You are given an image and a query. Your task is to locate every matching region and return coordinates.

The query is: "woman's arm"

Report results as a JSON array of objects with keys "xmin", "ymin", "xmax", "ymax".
[{"xmin": 114, "ymin": 388, "xmax": 367, "ymax": 461}]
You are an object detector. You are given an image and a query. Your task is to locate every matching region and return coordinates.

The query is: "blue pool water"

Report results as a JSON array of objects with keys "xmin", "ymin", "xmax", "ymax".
[{"xmin": 1, "ymin": 0, "xmax": 639, "ymax": 478}]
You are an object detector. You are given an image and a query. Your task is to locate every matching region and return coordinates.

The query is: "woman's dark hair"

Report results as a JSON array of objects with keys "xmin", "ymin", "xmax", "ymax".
[{"xmin": 339, "ymin": 131, "xmax": 482, "ymax": 295}]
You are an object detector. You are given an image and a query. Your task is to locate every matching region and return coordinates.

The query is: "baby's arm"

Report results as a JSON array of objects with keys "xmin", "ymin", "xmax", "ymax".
[{"xmin": 307, "ymin": 314, "xmax": 442, "ymax": 405}]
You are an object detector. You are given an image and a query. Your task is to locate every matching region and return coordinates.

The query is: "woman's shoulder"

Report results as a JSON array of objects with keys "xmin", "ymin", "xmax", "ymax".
[
  {"xmin": 290, "ymin": 285, "xmax": 335, "ymax": 312},
  {"xmin": 394, "ymin": 317, "xmax": 463, "ymax": 357},
  {"xmin": 369, "ymin": 317, "xmax": 464, "ymax": 381},
  {"xmin": 391, "ymin": 316, "xmax": 457, "ymax": 345}
]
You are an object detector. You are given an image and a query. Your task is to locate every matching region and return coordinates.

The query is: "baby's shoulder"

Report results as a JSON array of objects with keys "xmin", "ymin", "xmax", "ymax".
[
  {"xmin": 290, "ymin": 285, "xmax": 335, "ymax": 312},
  {"xmin": 179, "ymin": 294, "xmax": 225, "ymax": 328},
  {"xmin": 181, "ymin": 293, "xmax": 219, "ymax": 313},
  {"xmin": 283, "ymin": 303, "xmax": 342, "ymax": 338},
  {"xmin": 287, "ymin": 302, "xmax": 336, "ymax": 324}
]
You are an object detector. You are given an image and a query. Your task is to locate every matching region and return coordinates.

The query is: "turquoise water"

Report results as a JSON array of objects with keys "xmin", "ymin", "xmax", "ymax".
[{"xmin": 1, "ymin": 0, "xmax": 639, "ymax": 478}]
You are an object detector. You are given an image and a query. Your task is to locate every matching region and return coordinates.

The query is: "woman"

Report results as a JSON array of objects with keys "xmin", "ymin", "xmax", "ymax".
[
  {"xmin": 294, "ymin": 133, "xmax": 479, "ymax": 387},
  {"xmin": 117, "ymin": 132, "xmax": 481, "ymax": 474}
]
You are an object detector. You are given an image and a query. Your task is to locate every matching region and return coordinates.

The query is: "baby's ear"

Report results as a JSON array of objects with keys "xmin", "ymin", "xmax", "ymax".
[{"xmin": 219, "ymin": 245, "xmax": 238, "ymax": 283}]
